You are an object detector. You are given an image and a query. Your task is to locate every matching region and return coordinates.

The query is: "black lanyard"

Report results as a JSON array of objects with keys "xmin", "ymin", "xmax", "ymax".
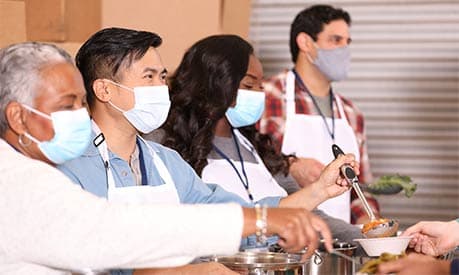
[
  {"xmin": 136, "ymin": 139, "xmax": 149, "ymax": 186},
  {"xmin": 212, "ymin": 129, "xmax": 254, "ymax": 202},
  {"xmin": 292, "ymin": 69, "xmax": 336, "ymax": 141}
]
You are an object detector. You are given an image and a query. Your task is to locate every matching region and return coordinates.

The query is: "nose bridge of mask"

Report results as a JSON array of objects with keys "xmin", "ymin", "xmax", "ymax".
[
  {"xmin": 21, "ymin": 106, "xmax": 90, "ymax": 147},
  {"xmin": 132, "ymin": 85, "xmax": 170, "ymax": 105},
  {"xmin": 237, "ymin": 88, "xmax": 265, "ymax": 103},
  {"xmin": 105, "ymin": 79, "xmax": 169, "ymax": 106},
  {"xmin": 21, "ymin": 105, "xmax": 90, "ymax": 138}
]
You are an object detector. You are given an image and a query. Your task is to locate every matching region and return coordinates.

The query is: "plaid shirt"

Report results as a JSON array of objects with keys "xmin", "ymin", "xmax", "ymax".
[{"xmin": 259, "ymin": 70, "xmax": 379, "ymax": 224}]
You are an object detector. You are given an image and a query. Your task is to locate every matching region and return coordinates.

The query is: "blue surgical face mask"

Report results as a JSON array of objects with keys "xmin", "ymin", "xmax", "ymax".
[
  {"xmin": 107, "ymin": 80, "xmax": 171, "ymax": 133},
  {"xmin": 22, "ymin": 105, "xmax": 91, "ymax": 164},
  {"xmin": 225, "ymin": 89, "xmax": 266, "ymax": 128},
  {"xmin": 313, "ymin": 45, "xmax": 351, "ymax": 82}
]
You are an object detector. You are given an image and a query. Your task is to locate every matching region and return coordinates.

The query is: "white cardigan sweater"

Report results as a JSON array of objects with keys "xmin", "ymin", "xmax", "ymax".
[{"xmin": 0, "ymin": 139, "xmax": 242, "ymax": 274}]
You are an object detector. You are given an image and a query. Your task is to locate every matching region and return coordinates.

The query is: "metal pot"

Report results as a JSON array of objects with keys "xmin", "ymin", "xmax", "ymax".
[
  {"xmin": 203, "ymin": 252, "xmax": 305, "ymax": 275},
  {"xmin": 308, "ymin": 241, "xmax": 357, "ymax": 275}
]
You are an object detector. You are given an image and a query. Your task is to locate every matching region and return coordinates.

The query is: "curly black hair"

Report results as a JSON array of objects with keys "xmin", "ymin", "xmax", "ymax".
[{"xmin": 162, "ymin": 35, "xmax": 289, "ymax": 176}]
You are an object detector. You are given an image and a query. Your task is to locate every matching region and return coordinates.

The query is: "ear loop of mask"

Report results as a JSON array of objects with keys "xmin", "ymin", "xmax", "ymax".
[
  {"xmin": 20, "ymin": 104, "xmax": 53, "ymax": 147},
  {"xmin": 305, "ymin": 40, "xmax": 318, "ymax": 64},
  {"xmin": 104, "ymin": 79, "xmax": 133, "ymax": 114}
]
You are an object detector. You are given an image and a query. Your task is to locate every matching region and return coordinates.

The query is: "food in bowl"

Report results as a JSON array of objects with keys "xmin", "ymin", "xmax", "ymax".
[
  {"xmin": 354, "ymin": 236, "xmax": 412, "ymax": 257},
  {"xmin": 361, "ymin": 218, "xmax": 390, "ymax": 234},
  {"xmin": 358, "ymin": 252, "xmax": 405, "ymax": 274}
]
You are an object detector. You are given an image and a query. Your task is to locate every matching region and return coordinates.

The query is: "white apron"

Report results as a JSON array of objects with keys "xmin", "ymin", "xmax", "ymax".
[
  {"xmin": 281, "ymin": 70, "xmax": 360, "ymax": 222},
  {"xmin": 92, "ymin": 121, "xmax": 180, "ymax": 205},
  {"xmin": 202, "ymin": 129, "xmax": 287, "ymax": 203}
]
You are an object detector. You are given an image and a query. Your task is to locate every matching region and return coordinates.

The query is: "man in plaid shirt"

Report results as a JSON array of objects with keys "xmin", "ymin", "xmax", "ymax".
[{"xmin": 258, "ymin": 4, "xmax": 380, "ymax": 224}]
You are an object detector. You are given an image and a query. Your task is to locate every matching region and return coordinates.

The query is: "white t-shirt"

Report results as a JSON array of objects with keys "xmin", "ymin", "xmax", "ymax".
[{"xmin": 0, "ymin": 139, "xmax": 243, "ymax": 274}]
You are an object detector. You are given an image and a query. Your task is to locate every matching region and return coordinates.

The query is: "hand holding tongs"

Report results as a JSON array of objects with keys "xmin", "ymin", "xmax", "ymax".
[{"xmin": 331, "ymin": 144, "xmax": 399, "ymax": 238}]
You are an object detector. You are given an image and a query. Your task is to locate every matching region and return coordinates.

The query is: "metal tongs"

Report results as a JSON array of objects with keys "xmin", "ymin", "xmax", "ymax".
[{"xmin": 332, "ymin": 144, "xmax": 399, "ymax": 238}]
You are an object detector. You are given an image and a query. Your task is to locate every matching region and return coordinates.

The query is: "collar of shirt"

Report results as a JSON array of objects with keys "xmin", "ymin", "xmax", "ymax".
[
  {"xmin": 292, "ymin": 76, "xmax": 343, "ymax": 119},
  {"xmin": 83, "ymin": 130, "xmax": 161, "ymax": 158}
]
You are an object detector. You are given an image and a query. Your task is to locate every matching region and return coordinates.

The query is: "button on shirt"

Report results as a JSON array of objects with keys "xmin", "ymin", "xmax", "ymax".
[
  {"xmin": 58, "ymin": 133, "xmax": 282, "ymax": 207},
  {"xmin": 128, "ymin": 144, "xmax": 142, "ymax": 186}
]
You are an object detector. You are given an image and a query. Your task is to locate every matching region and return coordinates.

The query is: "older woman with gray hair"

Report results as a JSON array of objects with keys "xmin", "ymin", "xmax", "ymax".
[
  {"xmin": 0, "ymin": 42, "xmax": 333, "ymax": 274},
  {"xmin": 0, "ymin": 42, "xmax": 90, "ymax": 165}
]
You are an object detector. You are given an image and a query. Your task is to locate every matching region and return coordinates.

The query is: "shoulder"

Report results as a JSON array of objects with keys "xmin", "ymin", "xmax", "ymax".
[
  {"xmin": 335, "ymin": 92, "xmax": 363, "ymax": 113},
  {"xmin": 58, "ymin": 142, "xmax": 101, "ymax": 171},
  {"xmin": 145, "ymin": 140, "xmax": 185, "ymax": 163},
  {"xmin": 0, "ymin": 141, "xmax": 73, "ymax": 186},
  {"xmin": 144, "ymin": 140, "xmax": 198, "ymax": 182}
]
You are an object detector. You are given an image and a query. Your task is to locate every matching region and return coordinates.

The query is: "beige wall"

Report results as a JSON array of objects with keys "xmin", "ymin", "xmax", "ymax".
[
  {"xmin": 0, "ymin": 0, "xmax": 251, "ymax": 71},
  {"xmin": 0, "ymin": 0, "xmax": 26, "ymax": 48},
  {"xmin": 101, "ymin": 0, "xmax": 251, "ymax": 70}
]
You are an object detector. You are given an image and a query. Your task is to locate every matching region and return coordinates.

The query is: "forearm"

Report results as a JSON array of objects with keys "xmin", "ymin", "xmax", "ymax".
[
  {"xmin": 278, "ymin": 182, "xmax": 326, "ymax": 210},
  {"xmin": 2, "ymin": 165, "xmax": 243, "ymax": 270},
  {"xmin": 133, "ymin": 266, "xmax": 188, "ymax": 275},
  {"xmin": 242, "ymin": 208, "xmax": 256, "ymax": 237}
]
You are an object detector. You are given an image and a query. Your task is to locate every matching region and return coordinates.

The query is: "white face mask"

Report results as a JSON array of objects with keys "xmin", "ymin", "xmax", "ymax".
[{"xmin": 107, "ymin": 80, "xmax": 171, "ymax": 133}]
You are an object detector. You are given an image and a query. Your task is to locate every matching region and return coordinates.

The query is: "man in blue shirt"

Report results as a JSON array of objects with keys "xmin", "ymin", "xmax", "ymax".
[
  {"xmin": 58, "ymin": 27, "xmax": 279, "ymax": 275},
  {"xmin": 58, "ymin": 28, "xmax": 280, "ymax": 208},
  {"xmin": 58, "ymin": 27, "xmax": 359, "ymax": 275}
]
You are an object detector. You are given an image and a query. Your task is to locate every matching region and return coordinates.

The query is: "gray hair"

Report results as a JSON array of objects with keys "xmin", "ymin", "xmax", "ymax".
[{"xmin": 0, "ymin": 42, "xmax": 73, "ymax": 136}]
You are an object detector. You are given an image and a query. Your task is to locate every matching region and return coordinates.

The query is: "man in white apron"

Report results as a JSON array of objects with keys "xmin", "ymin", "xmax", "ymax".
[
  {"xmin": 58, "ymin": 28, "xmax": 281, "ymax": 275},
  {"xmin": 259, "ymin": 5, "xmax": 380, "ymax": 224}
]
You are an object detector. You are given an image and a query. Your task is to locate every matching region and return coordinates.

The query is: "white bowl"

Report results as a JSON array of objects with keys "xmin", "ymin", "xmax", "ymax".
[{"xmin": 354, "ymin": 236, "xmax": 412, "ymax": 257}]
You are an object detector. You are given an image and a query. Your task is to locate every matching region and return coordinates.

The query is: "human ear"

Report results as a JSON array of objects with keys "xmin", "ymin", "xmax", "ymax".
[
  {"xmin": 92, "ymin": 79, "xmax": 112, "ymax": 103},
  {"xmin": 5, "ymin": 101, "xmax": 28, "ymax": 135},
  {"xmin": 296, "ymin": 32, "xmax": 316, "ymax": 63},
  {"xmin": 296, "ymin": 32, "xmax": 315, "ymax": 54}
]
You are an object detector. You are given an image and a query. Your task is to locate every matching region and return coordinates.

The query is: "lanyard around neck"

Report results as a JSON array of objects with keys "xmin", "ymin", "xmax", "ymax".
[
  {"xmin": 212, "ymin": 128, "xmax": 254, "ymax": 202},
  {"xmin": 92, "ymin": 122, "xmax": 148, "ymax": 187},
  {"xmin": 292, "ymin": 69, "xmax": 336, "ymax": 141}
]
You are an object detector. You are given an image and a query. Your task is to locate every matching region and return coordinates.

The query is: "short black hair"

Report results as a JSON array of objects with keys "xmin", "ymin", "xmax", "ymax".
[
  {"xmin": 75, "ymin": 27, "xmax": 162, "ymax": 107},
  {"xmin": 289, "ymin": 4, "xmax": 351, "ymax": 63}
]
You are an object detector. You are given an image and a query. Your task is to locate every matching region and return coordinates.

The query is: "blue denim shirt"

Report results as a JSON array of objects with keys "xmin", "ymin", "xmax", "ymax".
[{"xmin": 58, "ymin": 133, "xmax": 281, "ymax": 275}]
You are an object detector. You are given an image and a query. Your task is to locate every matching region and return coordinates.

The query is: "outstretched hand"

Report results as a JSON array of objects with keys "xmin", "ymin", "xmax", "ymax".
[{"xmin": 401, "ymin": 220, "xmax": 459, "ymax": 256}]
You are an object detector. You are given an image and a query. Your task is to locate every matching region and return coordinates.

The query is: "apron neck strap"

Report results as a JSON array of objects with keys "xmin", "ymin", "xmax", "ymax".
[
  {"xmin": 212, "ymin": 128, "xmax": 254, "ymax": 202},
  {"xmin": 289, "ymin": 69, "xmax": 336, "ymax": 141},
  {"xmin": 285, "ymin": 70, "xmax": 296, "ymax": 118},
  {"xmin": 334, "ymin": 94, "xmax": 347, "ymax": 119},
  {"xmin": 92, "ymin": 120, "xmax": 174, "ymax": 189}
]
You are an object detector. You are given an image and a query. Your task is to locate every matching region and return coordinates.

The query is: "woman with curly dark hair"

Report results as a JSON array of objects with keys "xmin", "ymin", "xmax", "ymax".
[{"xmin": 161, "ymin": 34, "xmax": 357, "ymax": 209}]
